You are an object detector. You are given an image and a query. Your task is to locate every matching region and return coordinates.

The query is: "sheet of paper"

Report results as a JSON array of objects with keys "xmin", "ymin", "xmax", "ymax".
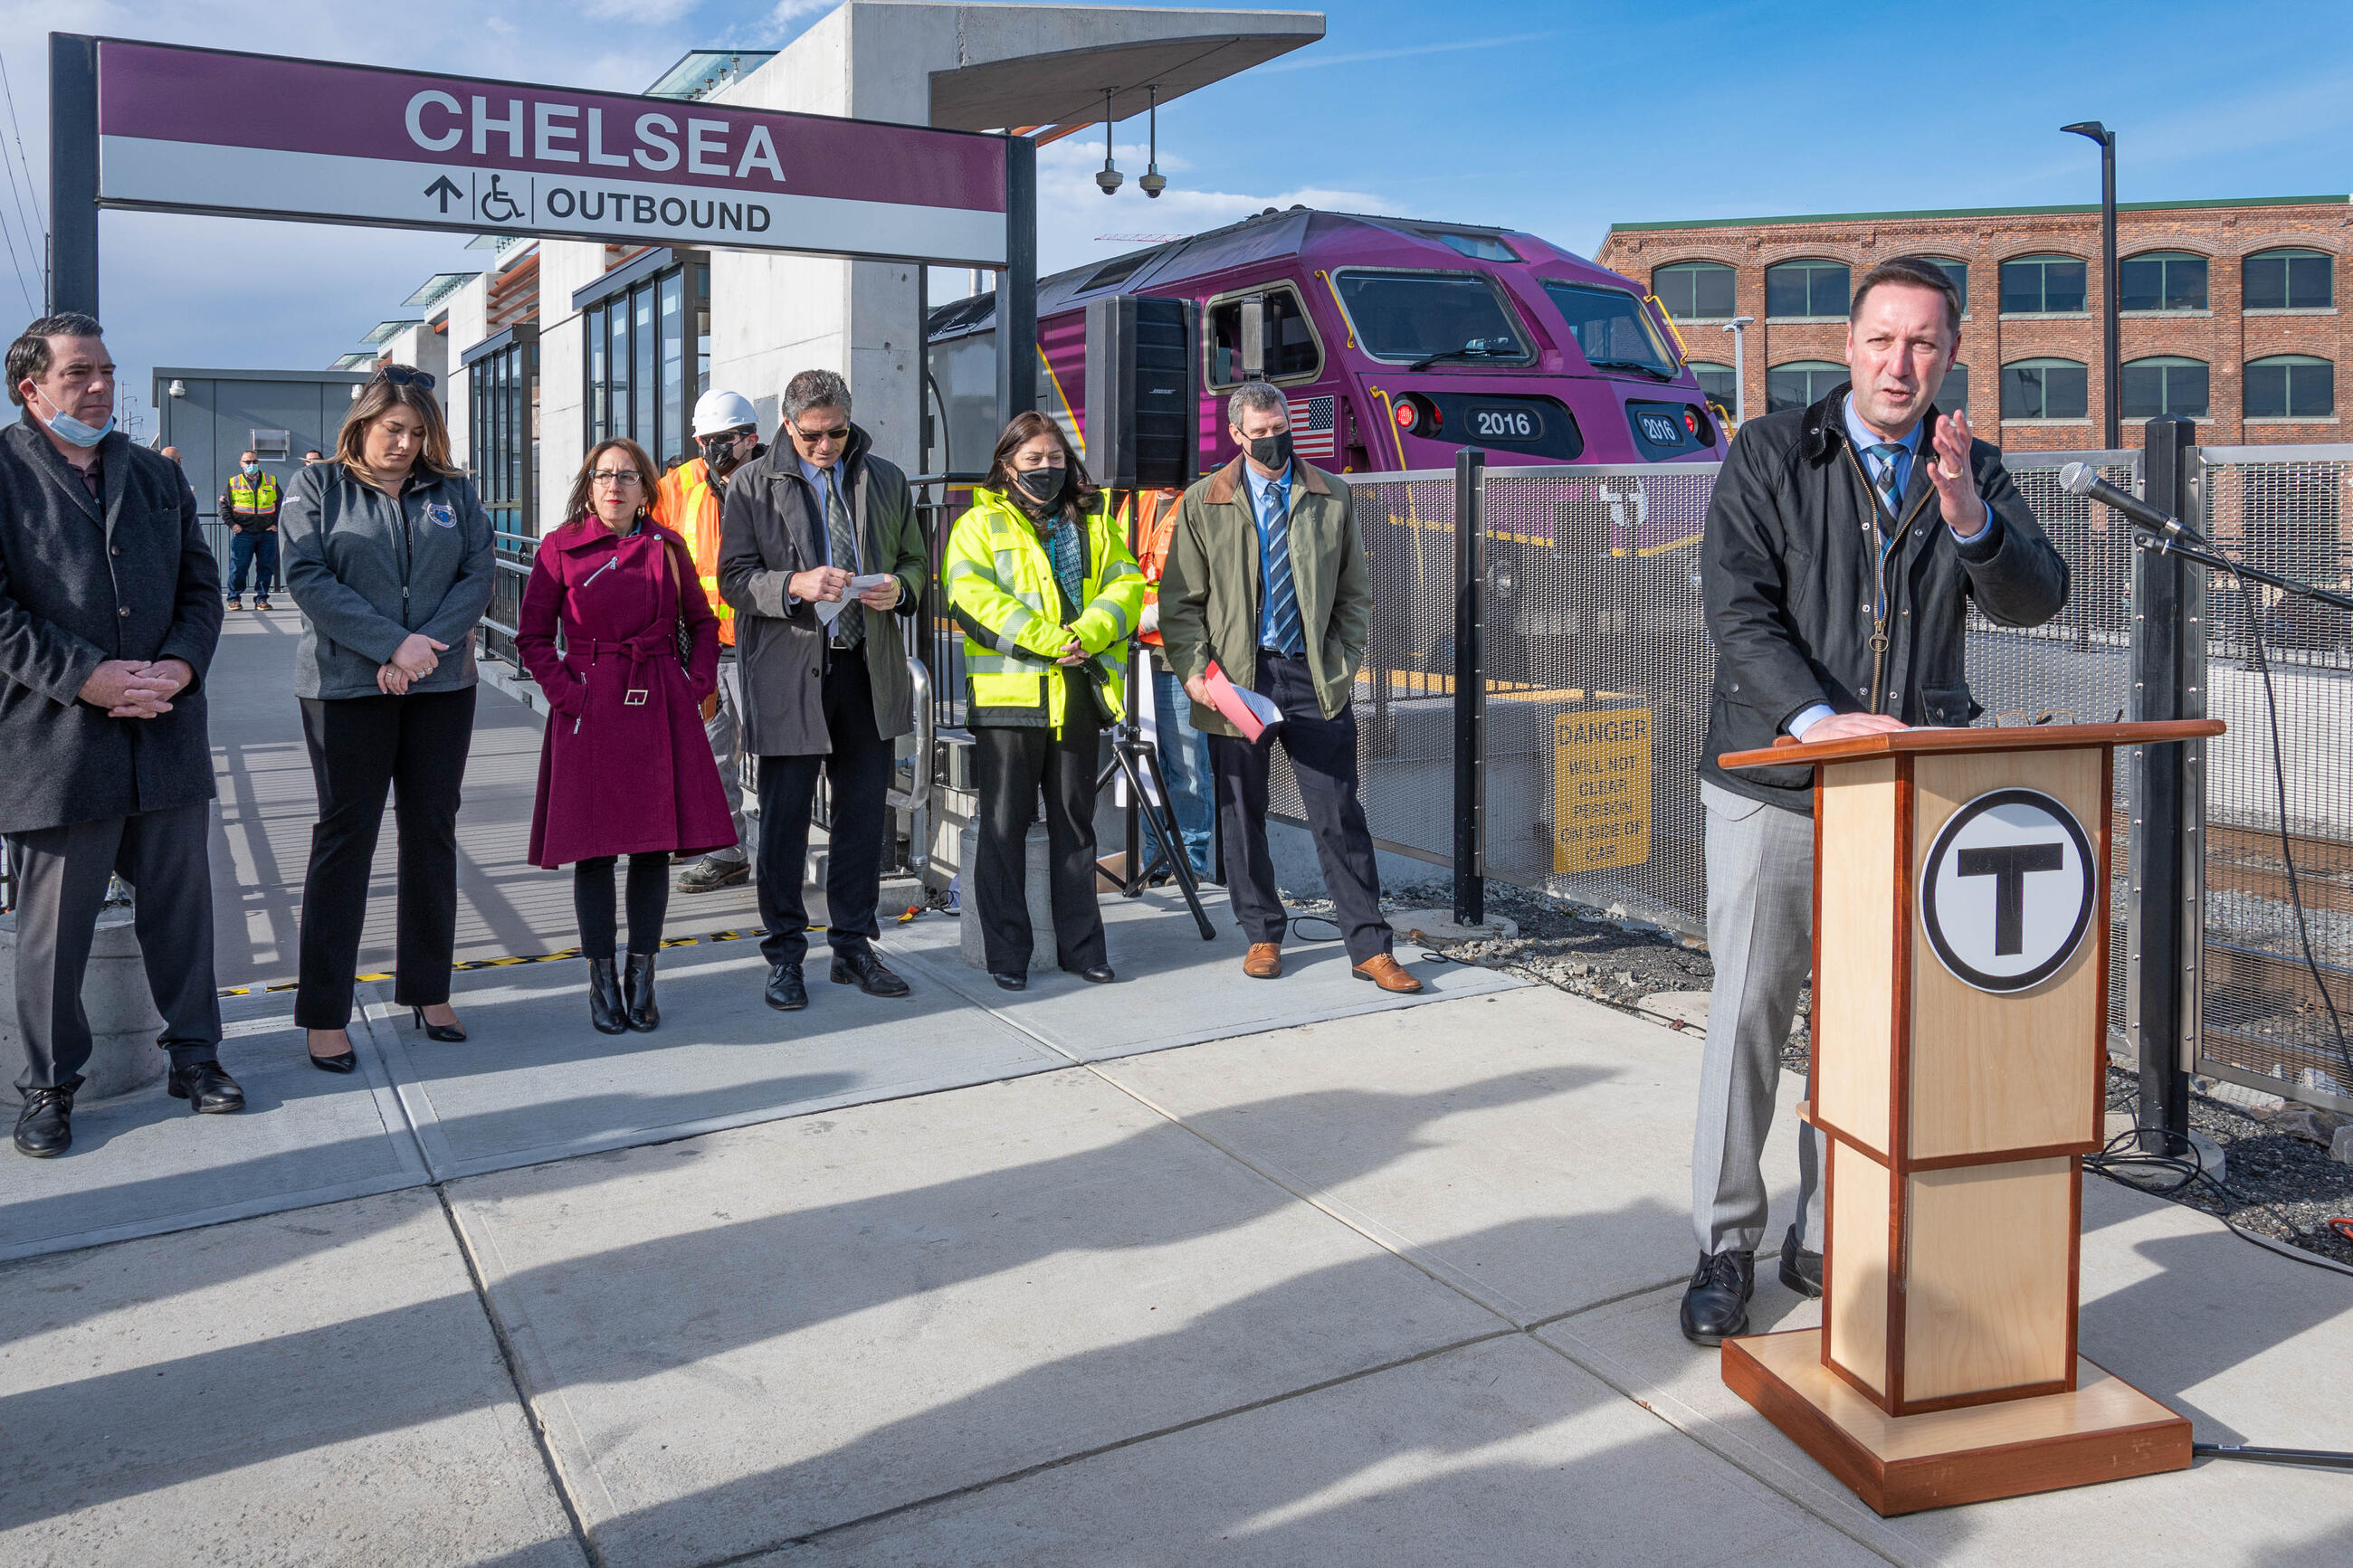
[{"xmin": 816, "ymin": 575, "xmax": 895, "ymax": 625}]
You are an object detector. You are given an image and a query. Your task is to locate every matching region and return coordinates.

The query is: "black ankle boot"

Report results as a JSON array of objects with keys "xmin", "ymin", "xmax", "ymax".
[
  {"xmin": 624, "ymin": 952, "xmax": 660, "ymax": 1032},
  {"xmin": 587, "ymin": 957, "xmax": 627, "ymax": 1035}
]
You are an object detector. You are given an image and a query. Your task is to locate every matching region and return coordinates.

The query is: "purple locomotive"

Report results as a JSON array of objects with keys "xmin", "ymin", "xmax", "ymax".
[{"xmin": 923, "ymin": 206, "xmax": 1725, "ymax": 483}]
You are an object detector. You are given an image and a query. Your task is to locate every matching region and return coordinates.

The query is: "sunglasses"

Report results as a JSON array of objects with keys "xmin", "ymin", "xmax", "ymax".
[
  {"xmin": 373, "ymin": 366, "xmax": 437, "ymax": 391},
  {"xmin": 790, "ymin": 423, "xmax": 849, "ymax": 446}
]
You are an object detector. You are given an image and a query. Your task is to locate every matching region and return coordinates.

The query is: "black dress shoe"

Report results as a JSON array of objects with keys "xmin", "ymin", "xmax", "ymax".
[
  {"xmin": 309, "ymin": 1046, "xmax": 357, "ymax": 1074},
  {"xmin": 1779, "ymin": 1225, "xmax": 1824, "ymax": 1298},
  {"xmin": 990, "ymin": 971, "xmax": 1027, "ymax": 992},
  {"xmin": 1064, "ymin": 963, "xmax": 1115, "ymax": 984},
  {"xmin": 13, "ymin": 1083, "xmax": 75, "ymax": 1157},
  {"xmin": 587, "ymin": 957, "xmax": 628, "ymax": 1034},
  {"xmin": 410, "ymin": 1005, "xmax": 467, "ymax": 1042},
  {"xmin": 167, "ymin": 1060, "xmax": 245, "ymax": 1114},
  {"xmin": 831, "ymin": 947, "xmax": 910, "ymax": 998},
  {"xmin": 1678, "ymin": 1249, "xmax": 1755, "ymax": 1347},
  {"xmin": 765, "ymin": 962, "xmax": 808, "ymax": 1012},
  {"xmin": 624, "ymin": 952, "xmax": 661, "ymax": 1032}
]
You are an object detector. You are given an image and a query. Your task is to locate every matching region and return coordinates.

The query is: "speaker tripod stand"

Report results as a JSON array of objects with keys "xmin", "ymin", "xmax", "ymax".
[{"xmin": 1093, "ymin": 642, "xmax": 1215, "ymax": 942}]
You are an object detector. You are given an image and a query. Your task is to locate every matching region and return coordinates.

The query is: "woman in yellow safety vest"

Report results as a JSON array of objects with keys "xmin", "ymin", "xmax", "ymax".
[{"xmin": 942, "ymin": 411, "xmax": 1144, "ymax": 991}]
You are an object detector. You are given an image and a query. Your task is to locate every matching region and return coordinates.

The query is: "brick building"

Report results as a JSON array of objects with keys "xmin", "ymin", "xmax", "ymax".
[{"xmin": 1596, "ymin": 195, "xmax": 2350, "ymax": 449}]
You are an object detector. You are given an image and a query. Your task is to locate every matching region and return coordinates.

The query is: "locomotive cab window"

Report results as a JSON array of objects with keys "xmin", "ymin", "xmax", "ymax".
[
  {"xmin": 1330, "ymin": 270, "xmax": 1534, "ymax": 367},
  {"xmin": 1542, "ymin": 280, "xmax": 1678, "ymax": 376},
  {"xmin": 1205, "ymin": 285, "xmax": 1322, "ymax": 386}
]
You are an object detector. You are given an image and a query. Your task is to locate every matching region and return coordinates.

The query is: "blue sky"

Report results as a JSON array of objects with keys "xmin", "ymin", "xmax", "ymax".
[{"xmin": 0, "ymin": 0, "xmax": 2341, "ymax": 438}]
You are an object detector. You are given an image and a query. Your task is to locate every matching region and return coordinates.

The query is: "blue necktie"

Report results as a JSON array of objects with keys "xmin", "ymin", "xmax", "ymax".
[
  {"xmin": 1866, "ymin": 442, "xmax": 1906, "ymax": 523},
  {"xmin": 1262, "ymin": 478, "xmax": 1302, "ymax": 656}
]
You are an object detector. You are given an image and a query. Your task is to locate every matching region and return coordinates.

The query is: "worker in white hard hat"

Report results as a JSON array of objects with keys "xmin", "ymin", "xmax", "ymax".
[{"xmin": 656, "ymin": 388, "xmax": 764, "ymax": 892}]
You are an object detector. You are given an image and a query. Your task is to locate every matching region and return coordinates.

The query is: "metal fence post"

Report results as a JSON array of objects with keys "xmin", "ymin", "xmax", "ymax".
[
  {"xmin": 1453, "ymin": 447, "xmax": 1485, "ymax": 927},
  {"xmin": 2128, "ymin": 414, "xmax": 2201, "ymax": 1147}
]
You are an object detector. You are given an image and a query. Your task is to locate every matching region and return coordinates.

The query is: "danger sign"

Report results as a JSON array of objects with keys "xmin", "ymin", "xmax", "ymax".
[{"xmin": 1553, "ymin": 708, "xmax": 1652, "ymax": 875}]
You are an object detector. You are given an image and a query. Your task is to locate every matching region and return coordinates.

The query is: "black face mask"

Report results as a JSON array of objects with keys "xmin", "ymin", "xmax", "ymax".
[
  {"xmin": 1015, "ymin": 466, "xmax": 1066, "ymax": 506},
  {"xmin": 701, "ymin": 432, "xmax": 750, "ymax": 480},
  {"xmin": 1245, "ymin": 430, "xmax": 1294, "ymax": 471}
]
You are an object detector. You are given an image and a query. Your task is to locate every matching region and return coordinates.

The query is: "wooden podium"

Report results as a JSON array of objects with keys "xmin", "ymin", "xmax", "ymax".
[{"xmin": 1717, "ymin": 721, "xmax": 2220, "ymax": 1515}]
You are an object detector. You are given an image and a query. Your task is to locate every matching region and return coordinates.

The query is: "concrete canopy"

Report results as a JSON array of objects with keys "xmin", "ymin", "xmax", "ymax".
[{"xmin": 855, "ymin": 1, "xmax": 1324, "ymax": 131}]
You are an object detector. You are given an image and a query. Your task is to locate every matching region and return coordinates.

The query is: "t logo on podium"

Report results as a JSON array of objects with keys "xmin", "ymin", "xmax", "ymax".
[{"xmin": 1920, "ymin": 786, "xmax": 2095, "ymax": 993}]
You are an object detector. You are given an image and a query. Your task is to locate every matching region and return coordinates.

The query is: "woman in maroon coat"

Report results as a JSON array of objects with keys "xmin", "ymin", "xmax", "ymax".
[{"xmin": 519, "ymin": 438, "xmax": 737, "ymax": 1033}]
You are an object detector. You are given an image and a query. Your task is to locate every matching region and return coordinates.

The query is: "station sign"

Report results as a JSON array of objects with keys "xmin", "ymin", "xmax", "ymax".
[
  {"xmin": 1552, "ymin": 707, "xmax": 1652, "ymax": 874},
  {"xmin": 89, "ymin": 40, "xmax": 1010, "ymax": 267}
]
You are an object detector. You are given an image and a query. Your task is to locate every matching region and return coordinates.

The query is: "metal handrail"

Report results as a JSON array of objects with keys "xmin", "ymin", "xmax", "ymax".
[{"xmin": 889, "ymin": 656, "xmax": 933, "ymax": 814}]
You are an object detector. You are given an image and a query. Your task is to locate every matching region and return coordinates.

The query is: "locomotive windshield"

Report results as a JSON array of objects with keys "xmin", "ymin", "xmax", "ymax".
[
  {"xmin": 1542, "ymin": 281, "xmax": 1680, "ymax": 379},
  {"xmin": 1332, "ymin": 271, "xmax": 1533, "ymax": 366}
]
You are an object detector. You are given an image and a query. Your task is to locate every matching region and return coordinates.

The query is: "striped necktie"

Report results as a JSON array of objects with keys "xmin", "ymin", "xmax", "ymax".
[
  {"xmin": 1261, "ymin": 476, "xmax": 1303, "ymax": 657},
  {"xmin": 824, "ymin": 470, "xmax": 863, "ymax": 649},
  {"xmin": 1866, "ymin": 442, "xmax": 1906, "ymax": 524}
]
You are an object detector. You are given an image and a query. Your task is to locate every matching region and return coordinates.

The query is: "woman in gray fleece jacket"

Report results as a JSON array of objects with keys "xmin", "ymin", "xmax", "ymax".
[{"xmin": 277, "ymin": 369, "xmax": 495, "ymax": 1071}]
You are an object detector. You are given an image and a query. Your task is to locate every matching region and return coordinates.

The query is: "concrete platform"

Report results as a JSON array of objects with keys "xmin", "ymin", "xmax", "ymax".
[
  {"xmin": 378, "ymin": 941, "xmax": 1064, "ymax": 1180},
  {"xmin": 892, "ymin": 889, "xmax": 1527, "ymax": 1061},
  {"xmin": 0, "ymin": 1187, "xmax": 583, "ymax": 1566},
  {"xmin": 0, "ymin": 989, "xmax": 427, "ymax": 1263}
]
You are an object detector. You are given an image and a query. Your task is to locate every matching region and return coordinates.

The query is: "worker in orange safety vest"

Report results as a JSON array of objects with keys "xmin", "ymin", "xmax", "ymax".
[
  {"xmin": 655, "ymin": 388, "xmax": 765, "ymax": 893},
  {"xmin": 1134, "ymin": 486, "xmax": 1215, "ymax": 879}
]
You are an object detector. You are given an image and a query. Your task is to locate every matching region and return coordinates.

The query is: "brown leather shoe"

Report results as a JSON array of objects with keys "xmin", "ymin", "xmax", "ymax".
[
  {"xmin": 1243, "ymin": 942, "xmax": 1283, "ymax": 979},
  {"xmin": 1351, "ymin": 954, "xmax": 1424, "ymax": 993}
]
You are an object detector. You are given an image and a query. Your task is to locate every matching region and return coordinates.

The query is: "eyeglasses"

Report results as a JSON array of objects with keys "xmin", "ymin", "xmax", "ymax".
[
  {"xmin": 373, "ymin": 366, "xmax": 437, "ymax": 391},
  {"xmin": 590, "ymin": 469, "xmax": 643, "ymax": 485},
  {"xmin": 790, "ymin": 423, "xmax": 850, "ymax": 446}
]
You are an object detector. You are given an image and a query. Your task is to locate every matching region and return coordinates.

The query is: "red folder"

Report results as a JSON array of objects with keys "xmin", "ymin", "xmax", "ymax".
[{"xmin": 1201, "ymin": 661, "xmax": 1284, "ymax": 742}]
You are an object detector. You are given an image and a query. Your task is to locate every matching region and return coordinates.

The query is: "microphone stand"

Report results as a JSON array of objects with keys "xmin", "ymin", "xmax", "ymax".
[
  {"xmin": 1093, "ymin": 638, "xmax": 1216, "ymax": 941},
  {"xmin": 2130, "ymin": 529, "xmax": 2353, "ymax": 614}
]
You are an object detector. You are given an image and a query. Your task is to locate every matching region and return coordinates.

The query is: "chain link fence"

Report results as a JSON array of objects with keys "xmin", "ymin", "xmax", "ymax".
[{"xmin": 2192, "ymin": 448, "xmax": 2353, "ymax": 1107}]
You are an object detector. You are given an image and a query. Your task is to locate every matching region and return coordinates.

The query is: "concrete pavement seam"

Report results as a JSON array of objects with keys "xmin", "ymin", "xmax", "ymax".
[
  {"xmin": 433, "ymin": 1183, "xmax": 607, "ymax": 1568},
  {"xmin": 689, "ymin": 1325, "xmax": 1526, "ymax": 1566}
]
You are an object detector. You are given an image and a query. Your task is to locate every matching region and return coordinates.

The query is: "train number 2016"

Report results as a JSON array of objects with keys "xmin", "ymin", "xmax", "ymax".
[{"xmin": 1469, "ymin": 405, "xmax": 1540, "ymax": 441}]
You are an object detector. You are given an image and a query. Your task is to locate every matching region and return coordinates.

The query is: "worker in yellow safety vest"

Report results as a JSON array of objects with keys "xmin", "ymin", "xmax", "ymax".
[
  {"xmin": 219, "ymin": 449, "xmax": 282, "ymax": 612},
  {"xmin": 654, "ymin": 388, "xmax": 764, "ymax": 893}
]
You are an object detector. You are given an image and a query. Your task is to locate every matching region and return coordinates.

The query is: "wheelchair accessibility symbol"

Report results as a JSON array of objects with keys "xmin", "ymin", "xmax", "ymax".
[{"xmin": 480, "ymin": 176, "xmax": 524, "ymax": 223}]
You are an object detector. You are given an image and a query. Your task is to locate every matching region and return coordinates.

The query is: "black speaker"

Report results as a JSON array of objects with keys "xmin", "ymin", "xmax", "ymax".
[{"xmin": 1084, "ymin": 293, "xmax": 1196, "ymax": 490}]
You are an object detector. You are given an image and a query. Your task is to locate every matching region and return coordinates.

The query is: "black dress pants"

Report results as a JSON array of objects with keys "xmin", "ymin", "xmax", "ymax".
[
  {"xmin": 970, "ymin": 722, "xmax": 1108, "ymax": 974},
  {"xmin": 295, "ymin": 686, "xmax": 476, "ymax": 1029},
  {"xmin": 574, "ymin": 852, "xmax": 672, "ymax": 959},
  {"xmin": 1207, "ymin": 651, "xmax": 1393, "ymax": 964},
  {"xmin": 8, "ymin": 803, "xmax": 221, "ymax": 1090},
  {"xmin": 755, "ymin": 654, "xmax": 894, "ymax": 969}
]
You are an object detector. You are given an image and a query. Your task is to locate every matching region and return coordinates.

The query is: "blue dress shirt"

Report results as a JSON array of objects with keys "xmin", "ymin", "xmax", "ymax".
[{"xmin": 1242, "ymin": 459, "xmax": 1300, "ymax": 654}]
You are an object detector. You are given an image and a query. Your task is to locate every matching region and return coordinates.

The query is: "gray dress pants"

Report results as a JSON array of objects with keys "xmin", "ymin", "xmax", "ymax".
[
  {"xmin": 9, "ymin": 802, "xmax": 221, "ymax": 1091},
  {"xmin": 704, "ymin": 657, "xmax": 749, "ymax": 862},
  {"xmin": 1691, "ymin": 780, "xmax": 1824, "ymax": 1257}
]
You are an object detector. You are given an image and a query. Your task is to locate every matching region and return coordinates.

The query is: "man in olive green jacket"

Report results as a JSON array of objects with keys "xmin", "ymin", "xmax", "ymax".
[{"xmin": 1158, "ymin": 382, "xmax": 1419, "ymax": 993}]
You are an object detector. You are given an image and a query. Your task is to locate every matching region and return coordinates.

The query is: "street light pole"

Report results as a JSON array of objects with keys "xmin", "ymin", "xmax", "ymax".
[
  {"xmin": 2063, "ymin": 121, "xmax": 2120, "ymax": 450},
  {"xmin": 1721, "ymin": 316, "xmax": 1754, "ymax": 424}
]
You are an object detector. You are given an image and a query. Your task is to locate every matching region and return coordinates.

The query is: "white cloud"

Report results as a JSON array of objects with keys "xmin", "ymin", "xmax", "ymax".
[
  {"xmin": 581, "ymin": 0, "xmax": 699, "ymax": 21},
  {"xmin": 758, "ymin": 0, "xmax": 837, "ymax": 44},
  {"xmin": 1258, "ymin": 31, "xmax": 1558, "ymax": 73}
]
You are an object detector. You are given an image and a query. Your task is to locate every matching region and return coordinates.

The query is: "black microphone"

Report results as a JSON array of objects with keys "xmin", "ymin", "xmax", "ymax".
[{"xmin": 2058, "ymin": 462, "xmax": 2210, "ymax": 547}]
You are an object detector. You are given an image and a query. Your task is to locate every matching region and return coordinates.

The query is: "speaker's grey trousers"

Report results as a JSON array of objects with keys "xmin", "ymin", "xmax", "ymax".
[{"xmin": 1691, "ymin": 781, "xmax": 1824, "ymax": 1257}]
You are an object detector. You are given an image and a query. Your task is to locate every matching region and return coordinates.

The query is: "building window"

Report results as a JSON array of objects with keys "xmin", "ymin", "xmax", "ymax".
[
  {"xmin": 2122, "ymin": 356, "xmax": 2209, "ymax": 419},
  {"xmin": 2120, "ymin": 251, "xmax": 2207, "ymax": 312},
  {"xmin": 1999, "ymin": 255, "xmax": 2088, "ymax": 314},
  {"xmin": 1921, "ymin": 257, "xmax": 1967, "ymax": 314},
  {"xmin": 1688, "ymin": 360, "xmax": 1737, "ymax": 407},
  {"xmin": 2244, "ymin": 355, "xmax": 2336, "ymax": 419},
  {"xmin": 2001, "ymin": 357, "xmax": 2089, "ymax": 420},
  {"xmin": 2244, "ymin": 249, "xmax": 2333, "ymax": 310},
  {"xmin": 1767, "ymin": 360, "xmax": 1846, "ymax": 413},
  {"xmin": 1653, "ymin": 261, "xmax": 1736, "ymax": 321},
  {"xmin": 583, "ymin": 256, "xmax": 710, "ymax": 469},
  {"xmin": 468, "ymin": 337, "xmax": 538, "ymax": 543},
  {"xmin": 1765, "ymin": 259, "xmax": 1849, "ymax": 319},
  {"xmin": 1939, "ymin": 363, "xmax": 1969, "ymax": 415}
]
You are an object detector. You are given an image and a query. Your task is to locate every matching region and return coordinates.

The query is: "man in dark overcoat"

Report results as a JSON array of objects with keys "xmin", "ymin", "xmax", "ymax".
[{"xmin": 1, "ymin": 313, "xmax": 240, "ymax": 1157}]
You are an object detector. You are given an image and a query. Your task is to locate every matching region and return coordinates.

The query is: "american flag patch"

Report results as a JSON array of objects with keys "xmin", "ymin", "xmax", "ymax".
[{"xmin": 1286, "ymin": 393, "xmax": 1337, "ymax": 459}]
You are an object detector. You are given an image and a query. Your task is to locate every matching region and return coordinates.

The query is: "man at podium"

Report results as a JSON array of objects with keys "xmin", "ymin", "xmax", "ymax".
[{"xmin": 1681, "ymin": 257, "xmax": 2071, "ymax": 1345}]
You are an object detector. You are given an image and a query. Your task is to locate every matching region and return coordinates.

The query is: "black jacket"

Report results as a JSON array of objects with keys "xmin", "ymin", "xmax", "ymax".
[
  {"xmin": 0, "ymin": 415, "xmax": 222, "ymax": 832},
  {"xmin": 1700, "ymin": 385, "xmax": 2069, "ymax": 812}
]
